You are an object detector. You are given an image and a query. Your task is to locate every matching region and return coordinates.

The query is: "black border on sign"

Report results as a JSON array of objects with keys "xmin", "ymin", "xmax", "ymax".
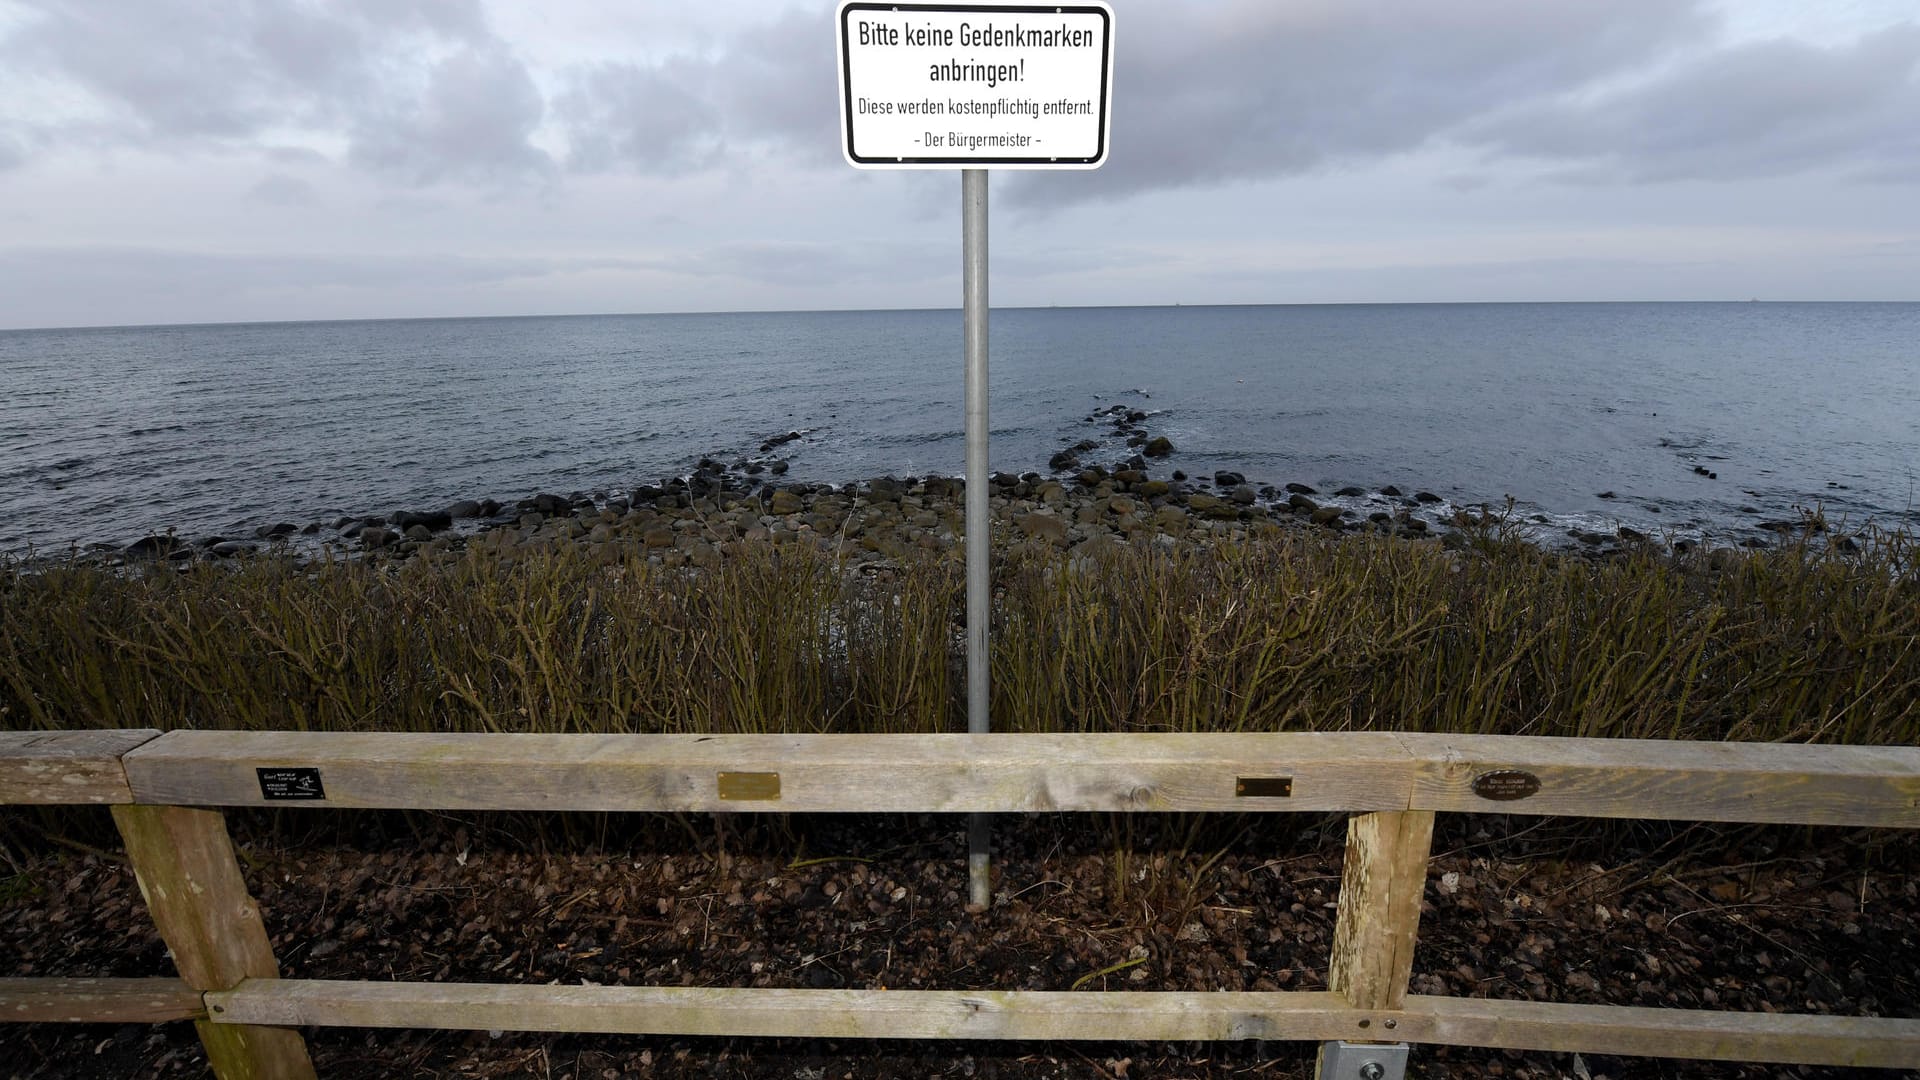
[{"xmin": 838, "ymin": 2, "xmax": 1112, "ymax": 168}]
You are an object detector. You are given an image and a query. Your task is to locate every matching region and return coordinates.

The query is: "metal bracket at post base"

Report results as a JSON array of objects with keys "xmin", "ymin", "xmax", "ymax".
[{"xmin": 1316, "ymin": 1041, "xmax": 1409, "ymax": 1080}]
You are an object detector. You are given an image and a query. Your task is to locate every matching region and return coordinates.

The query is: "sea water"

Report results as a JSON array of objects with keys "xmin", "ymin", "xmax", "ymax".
[{"xmin": 2, "ymin": 302, "xmax": 1915, "ymax": 554}]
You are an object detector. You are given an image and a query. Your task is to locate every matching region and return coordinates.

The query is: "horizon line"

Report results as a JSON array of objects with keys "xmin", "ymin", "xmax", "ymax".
[{"xmin": 5, "ymin": 297, "xmax": 1918, "ymax": 334}]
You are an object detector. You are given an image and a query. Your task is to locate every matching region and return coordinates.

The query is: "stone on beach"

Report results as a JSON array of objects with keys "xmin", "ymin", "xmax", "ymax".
[
  {"xmin": 123, "ymin": 534, "xmax": 184, "ymax": 558},
  {"xmin": 393, "ymin": 510, "xmax": 453, "ymax": 532},
  {"xmin": 1015, "ymin": 512, "xmax": 1069, "ymax": 547}
]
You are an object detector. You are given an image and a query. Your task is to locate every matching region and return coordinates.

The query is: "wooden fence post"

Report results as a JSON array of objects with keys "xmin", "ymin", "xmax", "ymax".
[
  {"xmin": 1327, "ymin": 810, "xmax": 1436, "ymax": 1012},
  {"xmin": 112, "ymin": 805, "xmax": 316, "ymax": 1080}
]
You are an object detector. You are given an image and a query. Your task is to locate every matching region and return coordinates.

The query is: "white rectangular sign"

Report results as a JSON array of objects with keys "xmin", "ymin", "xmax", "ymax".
[{"xmin": 836, "ymin": 1, "xmax": 1113, "ymax": 169}]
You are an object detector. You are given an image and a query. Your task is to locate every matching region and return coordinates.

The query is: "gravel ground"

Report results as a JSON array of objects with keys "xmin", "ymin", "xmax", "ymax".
[{"xmin": 3, "ymin": 810, "xmax": 1916, "ymax": 1080}]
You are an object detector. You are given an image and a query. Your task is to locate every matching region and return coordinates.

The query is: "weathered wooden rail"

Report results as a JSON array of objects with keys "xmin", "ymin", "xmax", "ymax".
[{"xmin": 4, "ymin": 729, "xmax": 1918, "ymax": 1079}]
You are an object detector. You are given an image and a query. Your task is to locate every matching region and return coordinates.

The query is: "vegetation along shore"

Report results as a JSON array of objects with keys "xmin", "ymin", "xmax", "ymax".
[{"xmin": 3, "ymin": 457, "xmax": 1913, "ymax": 745}]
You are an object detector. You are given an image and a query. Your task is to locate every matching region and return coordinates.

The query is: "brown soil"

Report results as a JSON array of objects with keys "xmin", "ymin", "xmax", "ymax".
[{"xmin": 3, "ymin": 810, "xmax": 1916, "ymax": 1079}]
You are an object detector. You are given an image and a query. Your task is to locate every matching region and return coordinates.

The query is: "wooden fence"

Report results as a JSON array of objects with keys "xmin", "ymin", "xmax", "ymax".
[{"xmin": 3, "ymin": 729, "xmax": 1918, "ymax": 1078}]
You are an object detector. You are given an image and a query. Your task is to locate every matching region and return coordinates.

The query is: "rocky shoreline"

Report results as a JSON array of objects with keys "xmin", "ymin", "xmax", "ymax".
[{"xmin": 89, "ymin": 406, "xmax": 1836, "ymax": 570}]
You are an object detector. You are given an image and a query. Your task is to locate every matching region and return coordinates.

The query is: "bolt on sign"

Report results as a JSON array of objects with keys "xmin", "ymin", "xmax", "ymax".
[{"xmin": 837, "ymin": 1, "xmax": 1114, "ymax": 169}]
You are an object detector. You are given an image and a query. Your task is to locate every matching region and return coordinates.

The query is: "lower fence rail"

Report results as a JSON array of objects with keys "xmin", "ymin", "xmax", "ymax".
[
  {"xmin": 0, "ymin": 977, "xmax": 204, "ymax": 1024},
  {"xmin": 201, "ymin": 980, "xmax": 1920, "ymax": 1069},
  {"xmin": 4, "ymin": 729, "xmax": 1919, "ymax": 1078}
]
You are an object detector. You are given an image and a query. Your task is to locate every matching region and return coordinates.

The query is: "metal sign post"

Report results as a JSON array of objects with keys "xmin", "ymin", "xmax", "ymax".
[
  {"xmin": 837, "ymin": 0, "xmax": 1114, "ymax": 910},
  {"xmin": 962, "ymin": 167, "xmax": 991, "ymax": 908}
]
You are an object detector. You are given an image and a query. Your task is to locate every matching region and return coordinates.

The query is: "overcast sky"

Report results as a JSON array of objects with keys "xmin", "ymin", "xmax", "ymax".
[{"xmin": 1, "ymin": 0, "xmax": 1916, "ymax": 329}]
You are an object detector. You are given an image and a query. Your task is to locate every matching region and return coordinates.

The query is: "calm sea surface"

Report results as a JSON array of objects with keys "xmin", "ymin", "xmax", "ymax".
[{"xmin": 2, "ymin": 303, "xmax": 1916, "ymax": 554}]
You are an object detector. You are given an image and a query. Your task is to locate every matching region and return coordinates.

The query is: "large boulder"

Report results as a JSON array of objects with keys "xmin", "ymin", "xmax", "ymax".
[
  {"xmin": 1015, "ymin": 512, "xmax": 1069, "ymax": 546},
  {"xmin": 123, "ymin": 534, "xmax": 184, "ymax": 558},
  {"xmin": 393, "ymin": 510, "xmax": 453, "ymax": 532}
]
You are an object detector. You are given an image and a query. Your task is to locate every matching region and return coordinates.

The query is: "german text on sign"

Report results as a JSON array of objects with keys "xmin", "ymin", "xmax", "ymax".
[{"xmin": 837, "ymin": 2, "xmax": 1114, "ymax": 169}]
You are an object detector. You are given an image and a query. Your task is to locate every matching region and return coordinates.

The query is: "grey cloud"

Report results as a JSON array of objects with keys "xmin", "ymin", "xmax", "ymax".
[
  {"xmin": 557, "ymin": 60, "xmax": 721, "ymax": 174},
  {"xmin": 262, "ymin": 145, "xmax": 332, "ymax": 167},
  {"xmin": 0, "ymin": 243, "xmax": 945, "ymax": 306},
  {"xmin": 248, "ymin": 173, "xmax": 320, "ymax": 207},
  {"xmin": 553, "ymin": 8, "xmax": 838, "ymax": 174},
  {"xmin": 0, "ymin": 246, "xmax": 560, "ymax": 291},
  {"xmin": 334, "ymin": 0, "xmax": 491, "ymax": 43},
  {"xmin": 555, "ymin": 1, "xmax": 1914, "ymax": 206},
  {"xmin": 1460, "ymin": 26, "xmax": 1920, "ymax": 183},
  {"xmin": 7, "ymin": 1, "xmax": 372, "ymax": 138},
  {"xmin": 548, "ymin": 2, "xmax": 1721, "ymax": 198},
  {"xmin": 0, "ymin": 246, "xmax": 587, "ymax": 326},
  {"xmin": 0, "ymin": 243, "xmax": 943, "ymax": 327},
  {"xmin": 715, "ymin": 9, "xmax": 843, "ymax": 168},
  {"xmin": 995, "ymin": 244, "xmax": 1174, "ymax": 279},
  {"xmin": 1001, "ymin": 0, "xmax": 1715, "ymax": 207},
  {"xmin": 350, "ymin": 46, "xmax": 554, "ymax": 185},
  {"xmin": 3, "ymin": 0, "xmax": 549, "ymax": 186},
  {"xmin": 1178, "ymin": 249, "xmax": 1919, "ymax": 303},
  {"xmin": 661, "ymin": 241, "xmax": 949, "ymax": 287}
]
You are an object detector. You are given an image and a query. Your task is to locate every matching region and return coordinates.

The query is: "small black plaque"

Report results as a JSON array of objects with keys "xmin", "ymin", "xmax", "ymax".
[
  {"xmin": 1471, "ymin": 769, "xmax": 1540, "ymax": 801},
  {"xmin": 257, "ymin": 767, "xmax": 326, "ymax": 801},
  {"xmin": 1235, "ymin": 776, "xmax": 1293, "ymax": 798}
]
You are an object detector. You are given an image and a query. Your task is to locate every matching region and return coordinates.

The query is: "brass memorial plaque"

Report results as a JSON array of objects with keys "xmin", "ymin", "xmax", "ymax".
[{"xmin": 717, "ymin": 771, "xmax": 781, "ymax": 801}]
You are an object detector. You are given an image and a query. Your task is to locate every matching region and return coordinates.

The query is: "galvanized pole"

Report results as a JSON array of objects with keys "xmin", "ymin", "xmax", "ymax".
[{"xmin": 962, "ymin": 168, "xmax": 991, "ymax": 910}]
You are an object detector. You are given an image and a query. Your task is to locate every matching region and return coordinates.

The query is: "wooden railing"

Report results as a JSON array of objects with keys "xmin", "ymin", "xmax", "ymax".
[{"xmin": 4, "ymin": 729, "xmax": 1918, "ymax": 1078}]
